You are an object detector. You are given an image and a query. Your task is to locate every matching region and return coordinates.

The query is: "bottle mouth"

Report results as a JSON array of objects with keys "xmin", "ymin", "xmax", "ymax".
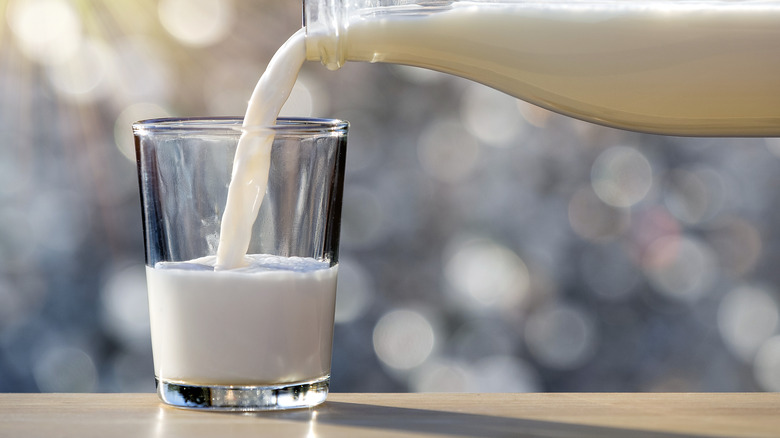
[{"xmin": 302, "ymin": 0, "xmax": 346, "ymax": 70}]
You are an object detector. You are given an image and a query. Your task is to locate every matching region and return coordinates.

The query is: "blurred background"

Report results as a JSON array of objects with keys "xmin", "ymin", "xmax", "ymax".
[{"xmin": 2, "ymin": 0, "xmax": 780, "ymax": 394}]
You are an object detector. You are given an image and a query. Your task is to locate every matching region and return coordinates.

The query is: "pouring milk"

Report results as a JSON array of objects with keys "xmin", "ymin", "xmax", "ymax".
[
  {"xmin": 149, "ymin": 0, "xmax": 780, "ymax": 387},
  {"xmin": 218, "ymin": 0, "xmax": 780, "ymax": 267}
]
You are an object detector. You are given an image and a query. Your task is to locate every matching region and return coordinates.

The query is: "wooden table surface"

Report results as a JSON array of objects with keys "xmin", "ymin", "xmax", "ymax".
[{"xmin": 0, "ymin": 393, "xmax": 778, "ymax": 437}]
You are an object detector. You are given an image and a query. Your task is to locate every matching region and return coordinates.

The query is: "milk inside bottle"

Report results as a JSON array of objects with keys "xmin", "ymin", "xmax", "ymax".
[{"xmin": 305, "ymin": 0, "xmax": 780, "ymax": 136}]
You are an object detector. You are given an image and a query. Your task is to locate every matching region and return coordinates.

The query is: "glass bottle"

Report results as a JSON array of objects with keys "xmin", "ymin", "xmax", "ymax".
[{"xmin": 303, "ymin": 0, "xmax": 780, "ymax": 136}]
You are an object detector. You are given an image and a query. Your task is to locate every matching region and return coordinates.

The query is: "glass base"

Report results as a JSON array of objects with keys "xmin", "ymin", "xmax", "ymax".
[{"xmin": 156, "ymin": 376, "xmax": 329, "ymax": 411}]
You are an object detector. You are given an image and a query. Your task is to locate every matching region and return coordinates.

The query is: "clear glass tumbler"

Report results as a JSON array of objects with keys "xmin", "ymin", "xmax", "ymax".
[{"xmin": 132, "ymin": 117, "xmax": 348, "ymax": 410}]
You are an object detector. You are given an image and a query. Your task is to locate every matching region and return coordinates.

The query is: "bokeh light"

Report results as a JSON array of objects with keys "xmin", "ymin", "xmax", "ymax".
[
  {"xmin": 517, "ymin": 100, "xmax": 552, "ymax": 128},
  {"xmin": 568, "ymin": 185, "xmax": 630, "ymax": 242},
  {"xmin": 100, "ymin": 263, "xmax": 151, "ymax": 352},
  {"xmin": 460, "ymin": 82, "xmax": 527, "ymax": 147},
  {"xmin": 524, "ymin": 303, "xmax": 597, "ymax": 370},
  {"xmin": 718, "ymin": 285, "xmax": 779, "ymax": 362},
  {"xmin": 663, "ymin": 167, "xmax": 725, "ymax": 225},
  {"xmin": 754, "ymin": 335, "xmax": 780, "ymax": 391},
  {"xmin": 278, "ymin": 76, "xmax": 317, "ymax": 117},
  {"xmin": 46, "ymin": 38, "xmax": 116, "ymax": 103},
  {"xmin": 333, "ymin": 259, "xmax": 374, "ymax": 324},
  {"xmin": 7, "ymin": 0, "xmax": 82, "ymax": 65},
  {"xmin": 373, "ymin": 309, "xmax": 436, "ymax": 371},
  {"xmin": 643, "ymin": 235, "xmax": 717, "ymax": 302},
  {"xmin": 33, "ymin": 346, "xmax": 97, "ymax": 393},
  {"xmin": 158, "ymin": 0, "xmax": 234, "ymax": 47},
  {"xmin": 471, "ymin": 355, "xmax": 541, "ymax": 393},
  {"xmin": 114, "ymin": 102, "xmax": 171, "ymax": 161},
  {"xmin": 591, "ymin": 146, "xmax": 653, "ymax": 208},
  {"xmin": 411, "ymin": 358, "xmax": 474, "ymax": 392},
  {"xmin": 444, "ymin": 237, "xmax": 530, "ymax": 314}
]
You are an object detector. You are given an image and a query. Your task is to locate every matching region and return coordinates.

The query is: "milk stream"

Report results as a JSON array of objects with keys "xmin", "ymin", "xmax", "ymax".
[
  {"xmin": 147, "ymin": 31, "xmax": 327, "ymax": 386},
  {"xmin": 215, "ymin": 29, "xmax": 307, "ymax": 270},
  {"xmin": 218, "ymin": 1, "xmax": 780, "ymax": 265}
]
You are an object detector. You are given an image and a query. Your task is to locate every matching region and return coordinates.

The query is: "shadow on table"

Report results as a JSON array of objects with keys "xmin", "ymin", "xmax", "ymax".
[{"xmin": 260, "ymin": 400, "xmax": 688, "ymax": 438}]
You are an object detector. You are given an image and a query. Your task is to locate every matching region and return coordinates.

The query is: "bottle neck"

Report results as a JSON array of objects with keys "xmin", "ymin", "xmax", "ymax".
[{"xmin": 303, "ymin": 0, "xmax": 347, "ymax": 70}]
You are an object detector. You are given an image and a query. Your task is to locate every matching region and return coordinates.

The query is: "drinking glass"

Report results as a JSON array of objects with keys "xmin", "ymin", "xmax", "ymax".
[{"xmin": 132, "ymin": 117, "xmax": 348, "ymax": 410}]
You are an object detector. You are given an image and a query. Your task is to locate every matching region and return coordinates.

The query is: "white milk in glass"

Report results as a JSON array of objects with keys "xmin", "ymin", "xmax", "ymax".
[{"xmin": 147, "ymin": 255, "xmax": 337, "ymax": 385}]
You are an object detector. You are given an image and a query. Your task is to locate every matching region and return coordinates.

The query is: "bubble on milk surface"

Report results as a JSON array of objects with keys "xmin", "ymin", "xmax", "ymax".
[{"xmin": 155, "ymin": 254, "xmax": 331, "ymax": 273}]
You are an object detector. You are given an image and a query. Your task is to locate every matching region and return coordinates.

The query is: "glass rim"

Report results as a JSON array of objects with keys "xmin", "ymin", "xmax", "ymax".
[{"xmin": 132, "ymin": 116, "xmax": 348, "ymax": 135}]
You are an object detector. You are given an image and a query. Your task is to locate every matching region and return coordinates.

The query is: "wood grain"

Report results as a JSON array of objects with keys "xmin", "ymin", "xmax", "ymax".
[{"xmin": 0, "ymin": 393, "xmax": 777, "ymax": 437}]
